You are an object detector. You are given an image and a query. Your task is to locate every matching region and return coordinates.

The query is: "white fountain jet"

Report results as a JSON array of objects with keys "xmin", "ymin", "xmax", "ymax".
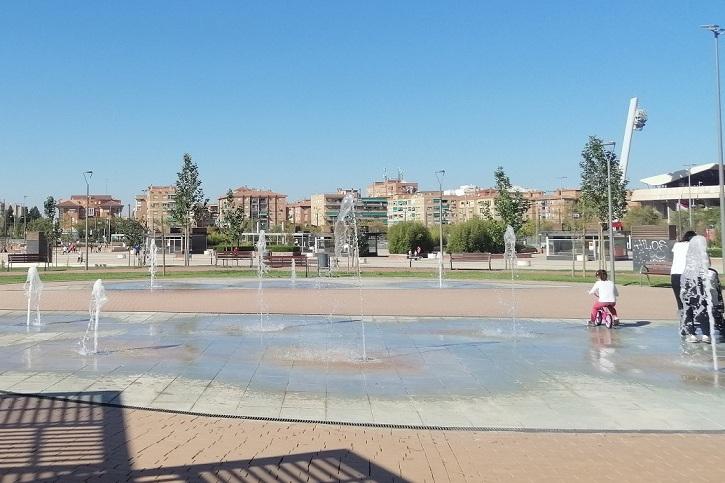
[
  {"xmin": 504, "ymin": 226, "xmax": 518, "ymax": 334},
  {"xmin": 80, "ymin": 279, "xmax": 108, "ymax": 355},
  {"xmin": 24, "ymin": 264, "xmax": 43, "ymax": 328},
  {"xmin": 256, "ymin": 230, "xmax": 268, "ymax": 330},
  {"xmin": 147, "ymin": 237, "xmax": 159, "ymax": 289},
  {"xmin": 290, "ymin": 257, "xmax": 297, "ymax": 286},
  {"xmin": 333, "ymin": 193, "xmax": 367, "ymax": 361},
  {"xmin": 680, "ymin": 235, "xmax": 719, "ymax": 371}
]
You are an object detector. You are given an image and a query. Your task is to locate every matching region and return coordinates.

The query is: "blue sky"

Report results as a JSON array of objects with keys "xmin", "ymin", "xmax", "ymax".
[{"xmin": 1, "ymin": 1, "xmax": 723, "ymax": 211}]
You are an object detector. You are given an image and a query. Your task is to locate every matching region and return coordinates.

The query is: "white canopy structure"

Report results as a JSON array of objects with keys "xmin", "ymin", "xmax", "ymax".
[{"xmin": 640, "ymin": 163, "xmax": 718, "ymax": 187}]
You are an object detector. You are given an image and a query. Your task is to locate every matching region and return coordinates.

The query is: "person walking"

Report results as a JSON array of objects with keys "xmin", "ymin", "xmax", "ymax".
[{"xmin": 671, "ymin": 230, "xmax": 696, "ymax": 334}]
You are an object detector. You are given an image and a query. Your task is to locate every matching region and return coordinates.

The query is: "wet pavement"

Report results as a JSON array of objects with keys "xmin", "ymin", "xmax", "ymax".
[
  {"xmin": 0, "ymin": 310, "xmax": 723, "ymax": 431},
  {"xmin": 102, "ymin": 277, "xmax": 568, "ymax": 291}
]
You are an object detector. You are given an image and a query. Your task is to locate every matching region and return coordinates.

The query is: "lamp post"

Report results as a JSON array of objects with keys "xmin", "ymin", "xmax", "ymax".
[
  {"xmin": 22, "ymin": 195, "xmax": 27, "ymax": 242},
  {"xmin": 556, "ymin": 176, "xmax": 568, "ymax": 227},
  {"xmin": 685, "ymin": 163, "xmax": 696, "ymax": 228},
  {"xmin": 701, "ymin": 24, "xmax": 725, "ymax": 273},
  {"xmin": 603, "ymin": 142, "xmax": 616, "ymax": 284},
  {"xmin": 83, "ymin": 171, "xmax": 93, "ymax": 271},
  {"xmin": 435, "ymin": 170, "xmax": 446, "ymax": 288}
]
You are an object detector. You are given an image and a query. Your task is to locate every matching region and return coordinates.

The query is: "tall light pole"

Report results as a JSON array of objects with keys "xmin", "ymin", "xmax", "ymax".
[
  {"xmin": 556, "ymin": 176, "xmax": 568, "ymax": 227},
  {"xmin": 701, "ymin": 24, "xmax": 725, "ymax": 273},
  {"xmin": 685, "ymin": 163, "xmax": 696, "ymax": 228},
  {"xmin": 83, "ymin": 171, "xmax": 93, "ymax": 271},
  {"xmin": 435, "ymin": 170, "xmax": 446, "ymax": 288},
  {"xmin": 603, "ymin": 142, "xmax": 616, "ymax": 284},
  {"xmin": 22, "ymin": 195, "xmax": 27, "ymax": 242}
]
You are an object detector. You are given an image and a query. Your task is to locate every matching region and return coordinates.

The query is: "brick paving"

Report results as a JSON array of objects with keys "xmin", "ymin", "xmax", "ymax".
[
  {"xmin": 2, "ymin": 393, "xmax": 725, "ymax": 483},
  {"xmin": 1, "ymin": 279, "xmax": 720, "ymax": 481},
  {"xmin": 0, "ymin": 282, "xmax": 676, "ymax": 320}
]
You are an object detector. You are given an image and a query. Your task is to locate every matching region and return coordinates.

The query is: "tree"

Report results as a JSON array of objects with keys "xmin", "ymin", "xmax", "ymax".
[
  {"xmin": 579, "ymin": 136, "xmax": 628, "ymax": 266},
  {"xmin": 170, "ymin": 153, "xmax": 205, "ymax": 266},
  {"xmin": 27, "ymin": 206, "xmax": 42, "ymax": 221},
  {"xmin": 447, "ymin": 218, "xmax": 506, "ymax": 253},
  {"xmin": 220, "ymin": 189, "xmax": 245, "ymax": 249},
  {"xmin": 493, "ymin": 166, "xmax": 530, "ymax": 234},
  {"xmin": 2, "ymin": 206, "xmax": 12, "ymax": 238},
  {"xmin": 114, "ymin": 218, "xmax": 146, "ymax": 248},
  {"xmin": 43, "ymin": 196, "xmax": 57, "ymax": 221},
  {"xmin": 387, "ymin": 221, "xmax": 434, "ymax": 254},
  {"xmin": 621, "ymin": 206, "xmax": 664, "ymax": 231},
  {"xmin": 579, "ymin": 136, "xmax": 628, "ymax": 224}
]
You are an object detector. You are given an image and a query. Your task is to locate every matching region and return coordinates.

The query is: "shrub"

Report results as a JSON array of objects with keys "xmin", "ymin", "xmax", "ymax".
[
  {"xmin": 268, "ymin": 244, "xmax": 299, "ymax": 253},
  {"xmin": 387, "ymin": 222, "xmax": 434, "ymax": 254},
  {"xmin": 447, "ymin": 218, "xmax": 506, "ymax": 253}
]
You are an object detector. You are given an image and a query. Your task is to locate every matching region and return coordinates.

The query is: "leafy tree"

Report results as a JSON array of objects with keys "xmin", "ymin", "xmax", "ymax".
[
  {"xmin": 43, "ymin": 196, "xmax": 57, "ymax": 221},
  {"xmin": 114, "ymin": 218, "xmax": 146, "ymax": 248},
  {"xmin": 579, "ymin": 136, "xmax": 628, "ymax": 224},
  {"xmin": 220, "ymin": 189, "xmax": 245, "ymax": 249},
  {"xmin": 493, "ymin": 166, "xmax": 530, "ymax": 234},
  {"xmin": 1, "ymin": 206, "xmax": 12, "ymax": 238},
  {"xmin": 670, "ymin": 207, "xmax": 720, "ymax": 243},
  {"xmin": 27, "ymin": 206, "xmax": 42, "ymax": 221},
  {"xmin": 387, "ymin": 221, "xmax": 434, "ymax": 254},
  {"xmin": 579, "ymin": 136, "xmax": 628, "ymax": 265},
  {"xmin": 170, "ymin": 153, "xmax": 205, "ymax": 265},
  {"xmin": 621, "ymin": 206, "xmax": 664, "ymax": 231},
  {"xmin": 447, "ymin": 218, "xmax": 506, "ymax": 253}
]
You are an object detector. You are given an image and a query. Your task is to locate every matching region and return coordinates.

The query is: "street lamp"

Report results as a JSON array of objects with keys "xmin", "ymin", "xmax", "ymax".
[
  {"xmin": 435, "ymin": 170, "xmax": 446, "ymax": 288},
  {"xmin": 83, "ymin": 171, "xmax": 93, "ymax": 271},
  {"xmin": 701, "ymin": 24, "xmax": 725, "ymax": 273},
  {"xmin": 684, "ymin": 163, "xmax": 697, "ymax": 228},
  {"xmin": 603, "ymin": 142, "xmax": 616, "ymax": 284},
  {"xmin": 556, "ymin": 176, "xmax": 568, "ymax": 227},
  {"xmin": 22, "ymin": 195, "xmax": 27, "ymax": 242}
]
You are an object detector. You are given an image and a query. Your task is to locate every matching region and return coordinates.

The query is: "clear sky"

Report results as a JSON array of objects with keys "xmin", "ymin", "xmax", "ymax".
[{"xmin": 1, "ymin": 1, "xmax": 723, "ymax": 211}]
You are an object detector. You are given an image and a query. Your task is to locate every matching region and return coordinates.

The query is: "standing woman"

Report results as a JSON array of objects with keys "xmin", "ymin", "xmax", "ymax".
[{"xmin": 671, "ymin": 230, "xmax": 696, "ymax": 332}]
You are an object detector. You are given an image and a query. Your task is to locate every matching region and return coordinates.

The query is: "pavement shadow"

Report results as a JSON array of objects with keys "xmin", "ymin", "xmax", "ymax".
[
  {"xmin": 617, "ymin": 320, "xmax": 652, "ymax": 327},
  {"xmin": 0, "ymin": 390, "xmax": 409, "ymax": 482}
]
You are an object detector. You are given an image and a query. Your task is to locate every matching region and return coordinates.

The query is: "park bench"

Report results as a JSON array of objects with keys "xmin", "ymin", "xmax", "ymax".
[
  {"xmin": 639, "ymin": 261, "xmax": 672, "ymax": 287},
  {"xmin": 7, "ymin": 254, "xmax": 47, "ymax": 270},
  {"xmin": 407, "ymin": 254, "xmax": 425, "ymax": 267},
  {"xmin": 215, "ymin": 250, "xmax": 254, "ymax": 267},
  {"xmin": 263, "ymin": 254, "xmax": 318, "ymax": 277},
  {"xmin": 450, "ymin": 252, "xmax": 492, "ymax": 270}
]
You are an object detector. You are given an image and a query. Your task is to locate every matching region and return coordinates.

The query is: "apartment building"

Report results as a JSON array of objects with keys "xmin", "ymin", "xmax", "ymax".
[
  {"xmin": 387, "ymin": 191, "xmax": 454, "ymax": 226},
  {"xmin": 287, "ymin": 199, "xmax": 312, "ymax": 226},
  {"xmin": 134, "ymin": 185, "xmax": 176, "ymax": 233},
  {"xmin": 310, "ymin": 190, "xmax": 387, "ymax": 230},
  {"xmin": 367, "ymin": 178, "xmax": 418, "ymax": 197},
  {"xmin": 527, "ymin": 189, "xmax": 581, "ymax": 227},
  {"xmin": 219, "ymin": 186, "xmax": 287, "ymax": 230},
  {"xmin": 57, "ymin": 195, "xmax": 123, "ymax": 234}
]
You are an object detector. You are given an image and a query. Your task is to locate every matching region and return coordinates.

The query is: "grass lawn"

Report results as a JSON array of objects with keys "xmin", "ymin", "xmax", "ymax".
[{"xmin": 0, "ymin": 265, "xmax": 671, "ymax": 287}]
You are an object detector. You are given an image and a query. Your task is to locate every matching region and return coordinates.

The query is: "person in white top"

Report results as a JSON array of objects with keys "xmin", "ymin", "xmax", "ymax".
[
  {"xmin": 670, "ymin": 231, "xmax": 696, "ymax": 325},
  {"xmin": 588, "ymin": 269, "xmax": 619, "ymax": 324}
]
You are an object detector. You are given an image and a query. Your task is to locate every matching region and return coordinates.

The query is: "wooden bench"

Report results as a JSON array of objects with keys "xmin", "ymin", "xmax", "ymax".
[
  {"xmin": 450, "ymin": 252, "xmax": 492, "ymax": 270},
  {"xmin": 407, "ymin": 255, "xmax": 423, "ymax": 267},
  {"xmin": 263, "ymin": 254, "xmax": 318, "ymax": 277},
  {"xmin": 7, "ymin": 254, "xmax": 47, "ymax": 269},
  {"xmin": 639, "ymin": 261, "xmax": 672, "ymax": 286},
  {"xmin": 215, "ymin": 250, "xmax": 254, "ymax": 267}
]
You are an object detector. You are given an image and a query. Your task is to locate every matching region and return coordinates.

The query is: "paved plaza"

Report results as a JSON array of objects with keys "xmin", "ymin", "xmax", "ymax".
[{"xmin": 1, "ymin": 277, "xmax": 725, "ymax": 481}]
